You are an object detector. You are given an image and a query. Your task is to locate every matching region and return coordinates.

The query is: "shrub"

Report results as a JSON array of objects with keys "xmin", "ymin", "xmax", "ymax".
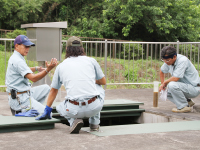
[
  {"xmin": 121, "ymin": 43, "xmax": 144, "ymax": 60},
  {"xmin": 177, "ymin": 44, "xmax": 199, "ymax": 62},
  {"xmin": 5, "ymin": 29, "xmax": 26, "ymax": 39},
  {"xmin": 0, "ymin": 44, "xmax": 5, "ymax": 51}
]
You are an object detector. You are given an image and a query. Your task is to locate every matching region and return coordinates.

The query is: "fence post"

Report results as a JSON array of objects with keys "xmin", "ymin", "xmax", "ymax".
[
  {"xmin": 177, "ymin": 40, "xmax": 179, "ymax": 54},
  {"xmin": 4, "ymin": 40, "xmax": 6, "ymax": 79},
  {"xmin": 153, "ymin": 81, "xmax": 159, "ymax": 107},
  {"xmin": 104, "ymin": 39, "xmax": 108, "ymax": 90}
]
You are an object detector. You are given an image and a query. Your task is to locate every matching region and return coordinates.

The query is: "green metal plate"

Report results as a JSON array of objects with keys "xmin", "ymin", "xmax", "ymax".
[
  {"xmin": 50, "ymin": 100, "xmax": 144, "ymax": 119},
  {"xmin": 101, "ymin": 109, "xmax": 145, "ymax": 114},
  {"xmin": 81, "ymin": 121, "xmax": 200, "ymax": 136},
  {"xmin": 49, "ymin": 99, "xmax": 144, "ymax": 109},
  {"xmin": 103, "ymin": 99, "xmax": 144, "ymax": 106},
  {"xmin": 0, "ymin": 116, "xmax": 60, "ymax": 133}
]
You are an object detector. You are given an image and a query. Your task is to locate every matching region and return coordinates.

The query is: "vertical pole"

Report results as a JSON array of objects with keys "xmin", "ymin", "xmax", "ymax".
[
  {"xmin": 177, "ymin": 40, "xmax": 179, "ymax": 54},
  {"xmin": 198, "ymin": 44, "xmax": 200, "ymax": 72},
  {"xmin": 104, "ymin": 40, "xmax": 107, "ymax": 90},
  {"xmin": 4, "ymin": 40, "xmax": 6, "ymax": 79},
  {"xmin": 153, "ymin": 81, "xmax": 159, "ymax": 107},
  {"xmin": 190, "ymin": 44, "xmax": 192, "ymax": 62}
]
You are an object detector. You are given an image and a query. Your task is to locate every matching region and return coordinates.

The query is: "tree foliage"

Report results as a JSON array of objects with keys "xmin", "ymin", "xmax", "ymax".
[
  {"xmin": 103, "ymin": 0, "xmax": 200, "ymax": 41},
  {"xmin": 0, "ymin": 0, "xmax": 200, "ymax": 42}
]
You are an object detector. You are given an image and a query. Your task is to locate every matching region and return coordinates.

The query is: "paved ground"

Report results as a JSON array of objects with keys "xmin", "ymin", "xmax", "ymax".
[{"xmin": 0, "ymin": 89, "xmax": 200, "ymax": 150}]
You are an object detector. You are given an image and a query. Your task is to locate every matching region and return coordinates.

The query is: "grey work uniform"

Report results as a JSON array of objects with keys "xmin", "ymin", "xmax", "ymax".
[
  {"xmin": 161, "ymin": 54, "xmax": 200, "ymax": 109},
  {"xmin": 52, "ymin": 56, "xmax": 105, "ymax": 126},
  {"xmin": 6, "ymin": 50, "xmax": 50, "ymax": 114}
]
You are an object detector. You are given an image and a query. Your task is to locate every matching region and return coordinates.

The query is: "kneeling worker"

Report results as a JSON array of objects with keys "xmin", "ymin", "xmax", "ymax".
[
  {"xmin": 36, "ymin": 36, "xmax": 106, "ymax": 134},
  {"xmin": 6, "ymin": 35, "xmax": 58, "ymax": 115},
  {"xmin": 159, "ymin": 46, "xmax": 200, "ymax": 113}
]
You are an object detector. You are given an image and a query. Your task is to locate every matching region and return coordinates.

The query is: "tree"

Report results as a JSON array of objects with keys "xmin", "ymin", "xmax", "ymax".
[
  {"xmin": 0, "ymin": 0, "xmax": 44, "ymax": 29},
  {"xmin": 103, "ymin": 0, "xmax": 200, "ymax": 41},
  {"xmin": 1, "ymin": 0, "xmax": 200, "ymax": 42}
]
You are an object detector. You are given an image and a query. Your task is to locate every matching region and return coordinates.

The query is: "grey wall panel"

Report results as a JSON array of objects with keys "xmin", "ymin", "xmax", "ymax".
[
  {"xmin": 59, "ymin": 29, "xmax": 62, "ymax": 61},
  {"xmin": 36, "ymin": 28, "xmax": 60, "ymax": 61},
  {"xmin": 27, "ymin": 28, "xmax": 37, "ymax": 61}
]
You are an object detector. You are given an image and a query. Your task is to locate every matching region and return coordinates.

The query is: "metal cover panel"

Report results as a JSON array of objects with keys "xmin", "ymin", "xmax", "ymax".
[
  {"xmin": 82, "ymin": 121, "xmax": 200, "ymax": 136},
  {"xmin": 0, "ymin": 116, "xmax": 60, "ymax": 133},
  {"xmin": 27, "ymin": 28, "xmax": 37, "ymax": 61},
  {"xmin": 50, "ymin": 99, "xmax": 144, "ymax": 109},
  {"xmin": 103, "ymin": 99, "xmax": 144, "ymax": 106},
  {"xmin": 0, "ymin": 116, "xmax": 60, "ymax": 127},
  {"xmin": 21, "ymin": 21, "xmax": 67, "ymax": 28},
  {"xmin": 36, "ymin": 28, "xmax": 61, "ymax": 61},
  {"xmin": 0, "ymin": 124, "xmax": 55, "ymax": 133},
  {"xmin": 101, "ymin": 109, "xmax": 145, "ymax": 114}
]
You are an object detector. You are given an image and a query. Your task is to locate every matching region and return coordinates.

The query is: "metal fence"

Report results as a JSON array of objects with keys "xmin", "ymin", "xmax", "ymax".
[{"xmin": 1, "ymin": 38, "xmax": 200, "ymax": 89}]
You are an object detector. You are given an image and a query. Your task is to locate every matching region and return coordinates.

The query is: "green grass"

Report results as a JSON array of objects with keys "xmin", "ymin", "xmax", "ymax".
[
  {"xmin": 95, "ymin": 56, "xmax": 163, "ymax": 89},
  {"xmin": 1, "ymin": 52, "xmax": 200, "ymax": 91}
]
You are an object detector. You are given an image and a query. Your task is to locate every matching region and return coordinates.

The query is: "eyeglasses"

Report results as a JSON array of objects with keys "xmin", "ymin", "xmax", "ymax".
[
  {"xmin": 19, "ymin": 44, "xmax": 31, "ymax": 48},
  {"xmin": 25, "ymin": 46, "xmax": 31, "ymax": 48},
  {"xmin": 161, "ymin": 58, "xmax": 171, "ymax": 62}
]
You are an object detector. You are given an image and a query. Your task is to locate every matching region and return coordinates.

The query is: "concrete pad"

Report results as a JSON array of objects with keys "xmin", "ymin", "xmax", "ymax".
[
  {"xmin": 82, "ymin": 120, "xmax": 200, "ymax": 136},
  {"xmin": 1, "ymin": 89, "xmax": 200, "ymax": 149}
]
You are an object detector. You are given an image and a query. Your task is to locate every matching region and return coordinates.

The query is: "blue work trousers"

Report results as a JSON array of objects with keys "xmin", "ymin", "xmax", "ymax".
[
  {"xmin": 167, "ymin": 81, "xmax": 200, "ymax": 109},
  {"xmin": 8, "ymin": 84, "xmax": 50, "ymax": 114},
  {"xmin": 56, "ymin": 84, "xmax": 105, "ymax": 126}
]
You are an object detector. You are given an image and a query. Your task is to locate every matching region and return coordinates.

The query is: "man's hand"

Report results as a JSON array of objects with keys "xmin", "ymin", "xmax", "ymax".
[
  {"xmin": 159, "ymin": 83, "xmax": 166, "ymax": 92},
  {"xmin": 45, "ymin": 58, "xmax": 58, "ymax": 72},
  {"xmin": 26, "ymin": 58, "xmax": 58, "ymax": 82},
  {"xmin": 35, "ymin": 105, "xmax": 52, "ymax": 120},
  {"xmin": 37, "ymin": 66, "xmax": 46, "ymax": 72}
]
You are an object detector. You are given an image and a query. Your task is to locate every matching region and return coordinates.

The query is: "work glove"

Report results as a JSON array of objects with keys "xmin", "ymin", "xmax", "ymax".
[
  {"xmin": 15, "ymin": 109, "xmax": 40, "ymax": 117},
  {"xmin": 35, "ymin": 105, "xmax": 52, "ymax": 120}
]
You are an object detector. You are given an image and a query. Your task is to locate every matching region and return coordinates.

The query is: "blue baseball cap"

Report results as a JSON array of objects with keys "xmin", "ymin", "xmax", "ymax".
[{"xmin": 14, "ymin": 35, "xmax": 35, "ymax": 46}]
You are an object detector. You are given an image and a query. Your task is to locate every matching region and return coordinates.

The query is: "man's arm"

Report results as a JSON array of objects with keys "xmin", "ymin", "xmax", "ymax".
[
  {"xmin": 159, "ymin": 69, "xmax": 179, "ymax": 92},
  {"xmin": 35, "ymin": 87, "xmax": 58, "ymax": 120},
  {"xmin": 96, "ymin": 77, "xmax": 106, "ymax": 85},
  {"xmin": 25, "ymin": 58, "xmax": 58, "ymax": 82},
  {"xmin": 30, "ymin": 67, "xmax": 36, "ymax": 72},
  {"xmin": 46, "ymin": 88, "xmax": 58, "ymax": 107},
  {"xmin": 30, "ymin": 66, "xmax": 46, "ymax": 72},
  {"xmin": 160, "ymin": 69, "xmax": 165, "ymax": 84},
  {"xmin": 25, "ymin": 69, "xmax": 50, "ymax": 82},
  {"xmin": 163, "ymin": 76, "xmax": 179, "ymax": 86}
]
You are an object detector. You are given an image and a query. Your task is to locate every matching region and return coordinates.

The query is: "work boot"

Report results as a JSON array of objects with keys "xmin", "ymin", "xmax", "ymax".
[
  {"xmin": 89, "ymin": 124, "xmax": 100, "ymax": 131},
  {"xmin": 69, "ymin": 119, "xmax": 84, "ymax": 134},
  {"xmin": 187, "ymin": 99, "xmax": 195, "ymax": 107},
  {"xmin": 172, "ymin": 107, "xmax": 191, "ymax": 113}
]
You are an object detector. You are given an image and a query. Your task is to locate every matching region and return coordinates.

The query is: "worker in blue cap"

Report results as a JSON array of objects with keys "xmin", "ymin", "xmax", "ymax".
[
  {"xmin": 6, "ymin": 35, "xmax": 58, "ymax": 116},
  {"xmin": 36, "ymin": 36, "xmax": 106, "ymax": 134}
]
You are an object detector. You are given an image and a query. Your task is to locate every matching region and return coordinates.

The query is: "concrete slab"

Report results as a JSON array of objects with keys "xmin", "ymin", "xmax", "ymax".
[
  {"xmin": 1, "ymin": 89, "xmax": 200, "ymax": 149},
  {"xmin": 82, "ymin": 120, "xmax": 200, "ymax": 136}
]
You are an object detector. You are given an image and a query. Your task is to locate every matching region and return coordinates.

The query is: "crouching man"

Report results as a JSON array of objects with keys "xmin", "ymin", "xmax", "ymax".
[
  {"xmin": 6, "ymin": 35, "xmax": 58, "ymax": 115},
  {"xmin": 36, "ymin": 36, "xmax": 106, "ymax": 134},
  {"xmin": 159, "ymin": 46, "xmax": 200, "ymax": 113}
]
